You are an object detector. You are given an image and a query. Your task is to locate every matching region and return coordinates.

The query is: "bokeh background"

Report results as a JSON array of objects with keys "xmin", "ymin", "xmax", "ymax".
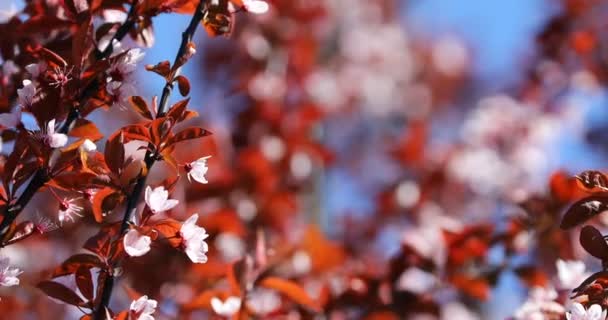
[{"xmin": 3, "ymin": 0, "xmax": 608, "ymax": 319}]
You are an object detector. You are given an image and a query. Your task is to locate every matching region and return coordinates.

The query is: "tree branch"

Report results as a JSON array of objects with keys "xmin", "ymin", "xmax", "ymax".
[
  {"xmin": 93, "ymin": 1, "xmax": 208, "ymax": 318},
  {"xmin": 0, "ymin": 0, "xmax": 141, "ymax": 241}
]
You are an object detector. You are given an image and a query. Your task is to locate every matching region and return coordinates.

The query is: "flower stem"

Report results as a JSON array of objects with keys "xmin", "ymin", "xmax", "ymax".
[{"xmin": 92, "ymin": 1, "xmax": 208, "ymax": 318}]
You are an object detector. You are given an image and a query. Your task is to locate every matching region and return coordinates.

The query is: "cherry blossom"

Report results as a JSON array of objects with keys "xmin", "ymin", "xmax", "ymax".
[
  {"xmin": 0, "ymin": 256, "xmax": 22, "ymax": 287},
  {"xmin": 106, "ymin": 81, "xmax": 136, "ymax": 110},
  {"xmin": 243, "ymin": 0, "xmax": 269, "ymax": 14},
  {"xmin": 129, "ymin": 295, "xmax": 157, "ymax": 320},
  {"xmin": 123, "ymin": 229, "xmax": 152, "ymax": 257},
  {"xmin": 211, "ymin": 296, "xmax": 242, "ymax": 317},
  {"xmin": 17, "ymin": 79, "xmax": 36, "ymax": 108},
  {"xmin": 185, "ymin": 156, "xmax": 211, "ymax": 184},
  {"xmin": 557, "ymin": 259, "xmax": 589, "ymax": 290},
  {"xmin": 179, "ymin": 214, "xmax": 209, "ymax": 263},
  {"xmin": 513, "ymin": 287, "xmax": 565, "ymax": 320},
  {"xmin": 44, "ymin": 119, "xmax": 68, "ymax": 148},
  {"xmin": 80, "ymin": 139, "xmax": 97, "ymax": 152},
  {"xmin": 144, "ymin": 186, "xmax": 179, "ymax": 213},
  {"xmin": 57, "ymin": 198, "xmax": 83, "ymax": 225},
  {"xmin": 0, "ymin": 107, "xmax": 21, "ymax": 128},
  {"xmin": 567, "ymin": 303, "xmax": 607, "ymax": 320},
  {"xmin": 25, "ymin": 62, "xmax": 47, "ymax": 79}
]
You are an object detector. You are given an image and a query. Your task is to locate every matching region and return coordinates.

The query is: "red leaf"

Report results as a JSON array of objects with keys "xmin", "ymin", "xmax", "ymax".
[
  {"xmin": 53, "ymin": 254, "xmax": 104, "ymax": 277},
  {"xmin": 122, "ymin": 124, "xmax": 152, "ymax": 143},
  {"xmin": 72, "ymin": 16, "xmax": 94, "ymax": 73},
  {"xmin": 75, "ymin": 266, "xmax": 94, "ymax": 301},
  {"xmin": 145, "ymin": 60, "xmax": 171, "ymax": 80},
  {"xmin": 37, "ymin": 280, "xmax": 86, "ymax": 306},
  {"xmin": 165, "ymin": 98, "xmax": 190, "ymax": 122},
  {"xmin": 576, "ymin": 171, "xmax": 608, "ymax": 192},
  {"xmin": 129, "ymin": 96, "xmax": 153, "ymax": 120},
  {"xmin": 560, "ymin": 194, "xmax": 608, "ymax": 229},
  {"xmin": 258, "ymin": 276, "xmax": 320, "ymax": 312},
  {"xmin": 175, "ymin": 75, "xmax": 191, "ymax": 96},
  {"xmin": 92, "ymin": 188, "xmax": 118, "ymax": 223},
  {"xmin": 105, "ymin": 131, "xmax": 125, "ymax": 175},
  {"xmin": 69, "ymin": 117, "xmax": 104, "ymax": 139},
  {"xmin": 167, "ymin": 127, "xmax": 211, "ymax": 146},
  {"xmin": 580, "ymin": 225, "xmax": 608, "ymax": 261},
  {"xmin": 152, "ymin": 219, "xmax": 182, "ymax": 247}
]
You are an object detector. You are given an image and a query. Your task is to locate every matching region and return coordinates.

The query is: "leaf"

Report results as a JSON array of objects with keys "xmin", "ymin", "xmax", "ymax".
[
  {"xmin": 92, "ymin": 188, "xmax": 118, "ymax": 223},
  {"xmin": 560, "ymin": 194, "xmax": 608, "ymax": 229},
  {"xmin": 122, "ymin": 124, "xmax": 152, "ymax": 143},
  {"xmin": 580, "ymin": 225, "xmax": 608, "ymax": 261},
  {"xmin": 149, "ymin": 117, "xmax": 173, "ymax": 147},
  {"xmin": 51, "ymin": 171, "xmax": 100, "ymax": 190},
  {"xmin": 167, "ymin": 127, "xmax": 212, "ymax": 146},
  {"xmin": 175, "ymin": 75, "xmax": 190, "ymax": 96},
  {"xmin": 105, "ymin": 131, "xmax": 125, "ymax": 175},
  {"xmin": 37, "ymin": 280, "xmax": 86, "ymax": 306},
  {"xmin": 165, "ymin": 98, "xmax": 190, "ymax": 122},
  {"xmin": 449, "ymin": 274, "xmax": 491, "ymax": 300},
  {"xmin": 576, "ymin": 171, "xmax": 608, "ymax": 191},
  {"xmin": 52, "ymin": 254, "xmax": 104, "ymax": 277},
  {"xmin": 258, "ymin": 276, "xmax": 320, "ymax": 312},
  {"xmin": 145, "ymin": 60, "xmax": 171, "ymax": 80},
  {"xmin": 152, "ymin": 219, "xmax": 182, "ymax": 247},
  {"xmin": 129, "ymin": 96, "xmax": 153, "ymax": 120},
  {"xmin": 72, "ymin": 16, "xmax": 94, "ymax": 73},
  {"xmin": 514, "ymin": 265, "xmax": 548, "ymax": 287},
  {"xmin": 75, "ymin": 266, "xmax": 94, "ymax": 301}
]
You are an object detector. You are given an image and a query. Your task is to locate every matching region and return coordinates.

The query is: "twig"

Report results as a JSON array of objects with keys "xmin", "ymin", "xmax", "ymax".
[
  {"xmin": 92, "ymin": 1, "xmax": 207, "ymax": 318},
  {"xmin": 0, "ymin": 0, "xmax": 141, "ymax": 241}
]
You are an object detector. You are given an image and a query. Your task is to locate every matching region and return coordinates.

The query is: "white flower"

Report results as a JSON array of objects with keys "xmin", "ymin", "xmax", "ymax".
[
  {"xmin": 45, "ymin": 119, "xmax": 68, "ymax": 148},
  {"xmin": 186, "ymin": 156, "xmax": 211, "ymax": 184},
  {"xmin": 514, "ymin": 287, "xmax": 565, "ymax": 320},
  {"xmin": 396, "ymin": 267, "xmax": 437, "ymax": 294},
  {"xmin": 144, "ymin": 186, "xmax": 179, "ymax": 213},
  {"xmin": 108, "ymin": 48, "xmax": 145, "ymax": 78},
  {"xmin": 211, "ymin": 296, "xmax": 242, "ymax": 317},
  {"xmin": 0, "ymin": 107, "xmax": 21, "ymax": 128},
  {"xmin": 567, "ymin": 303, "xmax": 607, "ymax": 320},
  {"xmin": 58, "ymin": 198, "xmax": 83, "ymax": 225},
  {"xmin": 80, "ymin": 139, "xmax": 97, "ymax": 152},
  {"xmin": 17, "ymin": 80, "xmax": 36, "ymax": 108},
  {"xmin": 246, "ymin": 288, "xmax": 281, "ymax": 316},
  {"xmin": 106, "ymin": 81, "xmax": 136, "ymax": 110},
  {"xmin": 2, "ymin": 60, "xmax": 19, "ymax": 77},
  {"xmin": 25, "ymin": 62, "xmax": 47, "ymax": 79},
  {"xmin": 180, "ymin": 214, "xmax": 209, "ymax": 263},
  {"xmin": 129, "ymin": 295, "xmax": 157, "ymax": 320},
  {"xmin": 0, "ymin": 256, "xmax": 22, "ymax": 287},
  {"xmin": 123, "ymin": 229, "xmax": 152, "ymax": 257},
  {"xmin": 557, "ymin": 259, "xmax": 589, "ymax": 290},
  {"xmin": 243, "ymin": 0, "xmax": 269, "ymax": 14}
]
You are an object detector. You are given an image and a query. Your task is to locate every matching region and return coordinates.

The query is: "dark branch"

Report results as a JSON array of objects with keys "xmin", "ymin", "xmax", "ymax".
[
  {"xmin": 93, "ymin": 1, "xmax": 208, "ymax": 318},
  {"xmin": 0, "ymin": 0, "xmax": 141, "ymax": 242}
]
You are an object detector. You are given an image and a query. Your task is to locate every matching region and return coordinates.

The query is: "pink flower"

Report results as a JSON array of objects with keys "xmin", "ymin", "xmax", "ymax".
[
  {"xmin": 17, "ymin": 80, "xmax": 36, "ymax": 108},
  {"xmin": 25, "ymin": 62, "xmax": 47, "ymax": 79},
  {"xmin": 58, "ymin": 198, "xmax": 83, "ymax": 225},
  {"xmin": 106, "ymin": 81, "xmax": 136, "ymax": 110},
  {"xmin": 211, "ymin": 296, "xmax": 241, "ymax": 317},
  {"xmin": 123, "ymin": 229, "xmax": 152, "ymax": 257},
  {"xmin": 243, "ymin": 0, "xmax": 269, "ymax": 14},
  {"xmin": 567, "ymin": 303, "xmax": 607, "ymax": 320},
  {"xmin": 0, "ymin": 256, "xmax": 22, "ymax": 287},
  {"xmin": 145, "ymin": 186, "xmax": 179, "ymax": 213},
  {"xmin": 129, "ymin": 295, "xmax": 157, "ymax": 320},
  {"xmin": 185, "ymin": 156, "xmax": 211, "ymax": 184},
  {"xmin": 180, "ymin": 214, "xmax": 209, "ymax": 263},
  {"xmin": 44, "ymin": 119, "xmax": 68, "ymax": 148}
]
